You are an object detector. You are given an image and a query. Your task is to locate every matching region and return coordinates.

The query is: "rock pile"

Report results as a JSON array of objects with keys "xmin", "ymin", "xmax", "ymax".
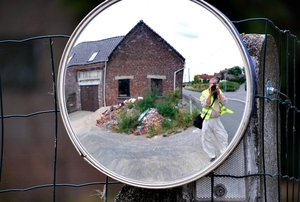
[{"xmin": 96, "ymin": 99, "xmax": 165, "ymax": 135}]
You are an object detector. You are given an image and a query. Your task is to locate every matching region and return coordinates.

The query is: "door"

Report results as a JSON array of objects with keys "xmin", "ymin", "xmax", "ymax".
[{"xmin": 80, "ymin": 85, "xmax": 99, "ymax": 111}]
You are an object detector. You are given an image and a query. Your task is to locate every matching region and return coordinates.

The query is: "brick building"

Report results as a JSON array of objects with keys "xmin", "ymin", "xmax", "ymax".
[{"xmin": 66, "ymin": 20, "xmax": 185, "ymax": 111}]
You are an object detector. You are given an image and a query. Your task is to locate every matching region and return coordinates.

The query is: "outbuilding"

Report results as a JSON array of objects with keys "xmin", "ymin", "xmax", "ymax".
[{"xmin": 65, "ymin": 20, "xmax": 185, "ymax": 112}]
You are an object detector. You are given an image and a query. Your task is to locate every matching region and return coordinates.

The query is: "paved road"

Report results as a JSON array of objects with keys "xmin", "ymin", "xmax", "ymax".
[
  {"xmin": 69, "ymin": 111, "xmax": 216, "ymax": 185},
  {"xmin": 67, "ymin": 86, "xmax": 248, "ymax": 185}
]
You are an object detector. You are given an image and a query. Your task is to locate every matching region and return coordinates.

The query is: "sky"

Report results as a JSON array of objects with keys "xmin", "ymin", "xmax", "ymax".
[{"xmin": 73, "ymin": 0, "xmax": 244, "ymax": 82}]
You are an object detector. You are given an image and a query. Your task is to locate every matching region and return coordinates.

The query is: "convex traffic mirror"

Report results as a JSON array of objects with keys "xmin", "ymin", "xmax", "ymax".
[{"xmin": 58, "ymin": 0, "xmax": 255, "ymax": 188}]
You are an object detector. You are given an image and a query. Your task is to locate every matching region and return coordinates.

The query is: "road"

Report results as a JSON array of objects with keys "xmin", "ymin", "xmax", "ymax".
[{"xmin": 66, "ymin": 85, "xmax": 248, "ymax": 186}]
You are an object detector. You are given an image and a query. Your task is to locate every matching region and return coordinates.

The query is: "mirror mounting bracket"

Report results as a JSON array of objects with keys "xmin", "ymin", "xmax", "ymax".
[{"xmin": 266, "ymin": 80, "xmax": 275, "ymax": 100}]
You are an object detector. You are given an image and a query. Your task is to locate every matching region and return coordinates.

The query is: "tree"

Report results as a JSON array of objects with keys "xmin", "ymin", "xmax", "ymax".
[
  {"xmin": 193, "ymin": 75, "xmax": 200, "ymax": 84},
  {"xmin": 227, "ymin": 66, "xmax": 242, "ymax": 77}
]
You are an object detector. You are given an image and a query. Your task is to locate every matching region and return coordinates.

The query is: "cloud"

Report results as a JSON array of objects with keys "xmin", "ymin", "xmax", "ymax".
[{"xmin": 72, "ymin": 0, "xmax": 244, "ymax": 81}]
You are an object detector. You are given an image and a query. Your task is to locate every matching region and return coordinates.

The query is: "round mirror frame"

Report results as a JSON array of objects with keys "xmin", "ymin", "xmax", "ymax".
[{"xmin": 57, "ymin": 0, "xmax": 256, "ymax": 189}]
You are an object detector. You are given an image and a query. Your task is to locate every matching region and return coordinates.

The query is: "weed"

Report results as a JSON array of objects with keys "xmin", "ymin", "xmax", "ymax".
[
  {"xmin": 136, "ymin": 87, "xmax": 158, "ymax": 112},
  {"xmin": 116, "ymin": 111, "xmax": 139, "ymax": 133},
  {"xmin": 146, "ymin": 126, "xmax": 158, "ymax": 138},
  {"xmin": 127, "ymin": 102, "xmax": 134, "ymax": 109},
  {"xmin": 156, "ymin": 100, "xmax": 178, "ymax": 120}
]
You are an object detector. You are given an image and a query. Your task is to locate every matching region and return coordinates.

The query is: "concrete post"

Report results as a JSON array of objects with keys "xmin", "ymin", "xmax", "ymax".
[{"xmin": 242, "ymin": 34, "xmax": 281, "ymax": 202}]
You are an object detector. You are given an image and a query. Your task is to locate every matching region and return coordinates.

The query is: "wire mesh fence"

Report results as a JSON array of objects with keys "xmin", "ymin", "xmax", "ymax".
[{"xmin": 0, "ymin": 18, "xmax": 299, "ymax": 202}]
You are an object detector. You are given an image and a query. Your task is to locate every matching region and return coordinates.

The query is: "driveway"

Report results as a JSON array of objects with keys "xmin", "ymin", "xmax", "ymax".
[{"xmin": 68, "ymin": 108, "xmax": 218, "ymax": 184}]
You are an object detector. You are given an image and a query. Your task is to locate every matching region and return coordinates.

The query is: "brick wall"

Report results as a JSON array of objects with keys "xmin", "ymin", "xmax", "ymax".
[
  {"xmin": 105, "ymin": 23, "xmax": 184, "ymax": 106},
  {"xmin": 65, "ymin": 63, "xmax": 104, "ymax": 110}
]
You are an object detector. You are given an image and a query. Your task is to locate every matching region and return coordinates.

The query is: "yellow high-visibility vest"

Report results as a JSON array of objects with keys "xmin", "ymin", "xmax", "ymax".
[{"xmin": 200, "ymin": 89, "xmax": 233, "ymax": 120}]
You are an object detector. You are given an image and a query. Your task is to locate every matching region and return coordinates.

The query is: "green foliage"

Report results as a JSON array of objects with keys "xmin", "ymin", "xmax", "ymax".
[
  {"xmin": 127, "ymin": 102, "xmax": 134, "ymax": 109},
  {"xmin": 219, "ymin": 81, "xmax": 240, "ymax": 92},
  {"xmin": 161, "ymin": 118, "xmax": 173, "ymax": 130},
  {"xmin": 186, "ymin": 83, "xmax": 207, "ymax": 92},
  {"xmin": 156, "ymin": 88, "xmax": 181, "ymax": 120},
  {"xmin": 193, "ymin": 75, "xmax": 200, "ymax": 84},
  {"xmin": 156, "ymin": 100, "xmax": 178, "ymax": 120},
  {"xmin": 66, "ymin": 92, "xmax": 76, "ymax": 104},
  {"xmin": 113, "ymin": 87, "xmax": 199, "ymax": 137},
  {"xmin": 227, "ymin": 66, "xmax": 243, "ymax": 76},
  {"xmin": 136, "ymin": 87, "xmax": 158, "ymax": 112},
  {"xmin": 178, "ymin": 111, "xmax": 193, "ymax": 128},
  {"xmin": 228, "ymin": 76, "xmax": 246, "ymax": 84},
  {"xmin": 116, "ymin": 111, "xmax": 139, "ymax": 133},
  {"xmin": 146, "ymin": 126, "xmax": 158, "ymax": 138},
  {"xmin": 165, "ymin": 88, "xmax": 180, "ymax": 105}
]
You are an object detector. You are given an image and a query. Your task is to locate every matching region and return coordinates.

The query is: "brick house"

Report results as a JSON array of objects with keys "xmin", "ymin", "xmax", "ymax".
[{"xmin": 66, "ymin": 20, "xmax": 185, "ymax": 111}]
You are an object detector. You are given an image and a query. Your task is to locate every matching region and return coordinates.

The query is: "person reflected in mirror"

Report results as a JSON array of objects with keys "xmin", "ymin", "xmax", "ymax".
[{"xmin": 200, "ymin": 77, "xmax": 233, "ymax": 162}]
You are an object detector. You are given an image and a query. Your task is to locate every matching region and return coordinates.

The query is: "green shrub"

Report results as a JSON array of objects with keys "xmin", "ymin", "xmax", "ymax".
[
  {"xmin": 136, "ymin": 88, "xmax": 158, "ymax": 112},
  {"xmin": 219, "ymin": 81, "xmax": 240, "ymax": 92},
  {"xmin": 127, "ymin": 102, "xmax": 134, "ymax": 109},
  {"xmin": 156, "ymin": 100, "xmax": 178, "ymax": 120},
  {"xmin": 228, "ymin": 76, "xmax": 246, "ymax": 84},
  {"xmin": 191, "ymin": 83, "xmax": 207, "ymax": 92},
  {"xmin": 179, "ymin": 111, "xmax": 192, "ymax": 128},
  {"xmin": 116, "ymin": 111, "xmax": 139, "ymax": 133},
  {"xmin": 161, "ymin": 118, "xmax": 172, "ymax": 130}
]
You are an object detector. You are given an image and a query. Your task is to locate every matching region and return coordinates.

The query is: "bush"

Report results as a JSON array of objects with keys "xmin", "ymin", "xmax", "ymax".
[
  {"xmin": 161, "ymin": 118, "xmax": 172, "ymax": 130},
  {"xmin": 177, "ymin": 110, "xmax": 192, "ymax": 128},
  {"xmin": 136, "ymin": 89, "xmax": 157, "ymax": 112},
  {"xmin": 156, "ymin": 100, "xmax": 178, "ymax": 120},
  {"xmin": 228, "ymin": 76, "xmax": 246, "ymax": 84},
  {"xmin": 219, "ymin": 81, "xmax": 240, "ymax": 92},
  {"xmin": 116, "ymin": 111, "xmax": 139, "ymax": 133}
]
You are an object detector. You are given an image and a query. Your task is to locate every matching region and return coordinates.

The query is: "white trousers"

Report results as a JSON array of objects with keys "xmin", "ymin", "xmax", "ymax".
[{"xmin": 202, "ymin": 118, "xmax": 228, "ymax": 158}]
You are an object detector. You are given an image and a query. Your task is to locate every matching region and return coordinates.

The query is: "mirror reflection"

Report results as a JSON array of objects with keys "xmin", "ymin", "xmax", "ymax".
[{"xmin": 59, "ymin": 0, "xmax": 252, "ymax": 187}]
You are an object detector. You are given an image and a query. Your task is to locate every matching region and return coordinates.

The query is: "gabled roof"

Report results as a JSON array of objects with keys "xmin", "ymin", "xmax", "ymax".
[
  {"xmin": 68, "ymin": 36, "xmax": 124, "ymax": 67},
  {"xmin": 67, "ymin": 20, "xmax": 185, "ymax": 67},
  {"xmin": 118, "ymin": 20, "xmax": 185, "ymax": 61}
]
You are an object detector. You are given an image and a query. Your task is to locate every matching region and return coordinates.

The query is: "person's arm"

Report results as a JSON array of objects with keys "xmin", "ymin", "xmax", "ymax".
[
  {"xmin": 206, "ymin": 93, "xmax": 213, "ymax": 105},
  {"xmin": 218, "ymin": 92, "xmax": 228, "ymax": 105}
]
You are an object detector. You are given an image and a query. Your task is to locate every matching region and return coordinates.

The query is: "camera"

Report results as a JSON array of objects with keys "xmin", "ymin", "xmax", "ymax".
[{"xmin": 211, "ymin": 84, "xmax": 216, "ymax": 91}]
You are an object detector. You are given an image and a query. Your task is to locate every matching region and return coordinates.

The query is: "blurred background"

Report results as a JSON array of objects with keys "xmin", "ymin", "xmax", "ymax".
[{"xmin": 0, "ymin": 0, "xmax": 299, "ymax": 201}]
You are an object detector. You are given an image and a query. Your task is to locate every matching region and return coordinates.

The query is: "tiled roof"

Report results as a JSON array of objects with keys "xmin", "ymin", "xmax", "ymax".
[
  {"xmin": 67, "ymin": 36, "xmax": 124, "ymax": 67},
  {"xmin": 198, "ymin": 74, "xmax": 214, "ymax": 79},
  {"xmin": 67, "ymin": 20, "xmax": 185, "ymax": 67}
]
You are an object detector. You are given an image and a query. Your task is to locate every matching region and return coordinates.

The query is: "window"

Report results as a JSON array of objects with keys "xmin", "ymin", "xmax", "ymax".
[
  {"xmin": 151, "ymin": 79, "xmax": 162, "ymax": 96},
  {"xmin": 88, "ymin": 52, "xmax": 98, "ymax": 62},
  {"xmin": 77, "ymin": 70, "xmax": 102, "ymax": 85},
  {"xmin": 118, "ymin": 79, "xmax": 130, "ymax": 97}
]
